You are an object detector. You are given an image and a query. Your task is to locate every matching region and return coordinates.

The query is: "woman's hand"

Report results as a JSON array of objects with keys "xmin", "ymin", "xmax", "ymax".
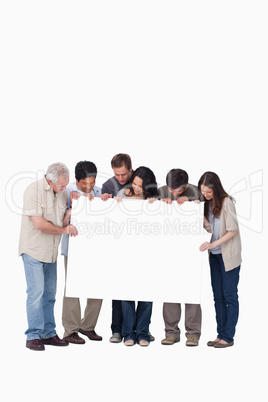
[
  {"xmin": 114, "ymin": 196, "xmax": 123, "ymax": 203},
  {"xmin": 200, "ymin": 231, "xmax": 238, "ymax": 252},
  {"xmin": 148, "ymin": 198, "xmax": 158, "ymax": 204},
  {"xmin": 199, "ymin": 241, "xmax": 215, "ymax": 252}
]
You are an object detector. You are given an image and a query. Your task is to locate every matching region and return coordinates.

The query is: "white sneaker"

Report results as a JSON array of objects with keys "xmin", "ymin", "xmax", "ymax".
[
  {"xmin": 139, "ymin": 339, "xmax": 150, "ymax": 347},
  {"xmin": 124, "ymin": 339, "xmax": 135, "ymax": 346},
  {"xmin": 109, "ymin": 333, "xmax": 122, "ymax": 343}
]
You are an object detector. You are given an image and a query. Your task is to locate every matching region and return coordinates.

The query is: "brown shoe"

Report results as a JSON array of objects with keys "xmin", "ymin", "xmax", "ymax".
[
  {"xmin": 42, "ymin": 335, "xmax": 69, "ymax": 346},
  {"xmin": 65, "ymin": 332, "xmax": 85, "ymax": 344},
  {"xmin": 207, "ymin": 341, "xmax": 218, "ymax": 347},
  {"xmin": 26, "ymin": 339, "xmax": 45, "ymax": 351},
  {"xmin": 79, "ymin": 329, "xmax": 102, "ymax": 341},
  {"xmin": 186, "ymin": 336, "xmax": 199, "ymax": 346},
  {"xmin": 214, "ymin": 340, "xmax": 234, "ymax": 348},
  {"xmin": 207, "ymin": 338, "xmax": 220, "ymax": 347}
]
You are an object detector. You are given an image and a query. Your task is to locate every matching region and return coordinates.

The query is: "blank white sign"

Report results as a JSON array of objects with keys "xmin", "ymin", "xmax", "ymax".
[{"xmin": 66, "ymin": 197, "xmax": 209, "ymax": 303}]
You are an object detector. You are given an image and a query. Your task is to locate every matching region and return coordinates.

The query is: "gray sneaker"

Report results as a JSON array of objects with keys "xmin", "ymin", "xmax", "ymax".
[{"xmin": 109, "ymin": 333, "xmax": 122, "ymax": 343}]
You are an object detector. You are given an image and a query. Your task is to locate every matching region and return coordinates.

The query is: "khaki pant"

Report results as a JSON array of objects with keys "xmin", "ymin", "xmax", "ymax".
[
  {"xmin": 163, "ymin": 302, "xmax": 202, "ymax": 339},
  {"xmin": 62, "ymin": 256, "xmax": 102, "ymax": 338}
]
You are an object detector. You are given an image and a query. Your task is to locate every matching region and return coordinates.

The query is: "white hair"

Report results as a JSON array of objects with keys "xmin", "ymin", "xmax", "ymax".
[{"xmin": 46, "ymin": 162, "xmax": 69, "ymax": 184}]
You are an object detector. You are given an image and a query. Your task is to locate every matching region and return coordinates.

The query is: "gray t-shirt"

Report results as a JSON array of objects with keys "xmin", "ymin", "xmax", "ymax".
[
  {"xmin": 101, "ymin": 177, "xmax": 129, "ymax": 197},
  {"xmin": 158, "ymin": 183, "xmax": 203, "ymax": 201},
  {"xmin": 208, "ymin": 202, "xmax": 221, "ymax": 254}
]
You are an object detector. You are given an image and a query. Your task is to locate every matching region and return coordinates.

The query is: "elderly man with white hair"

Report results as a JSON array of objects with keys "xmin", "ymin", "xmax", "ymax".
[{"xmin": 19, "ymin": 162, "xmax": 78, "ymax": 351}]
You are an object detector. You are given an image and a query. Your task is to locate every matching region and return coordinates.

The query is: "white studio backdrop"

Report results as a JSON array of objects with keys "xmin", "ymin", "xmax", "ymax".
[{"xmin": 1, "ymin": 1, "xmax": 267, "ymax": 402}]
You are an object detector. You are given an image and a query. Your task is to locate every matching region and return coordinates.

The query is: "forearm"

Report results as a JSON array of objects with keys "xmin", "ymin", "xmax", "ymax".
[
  {"xmin": 31, "ymin": 216, "xmax": 65, "ymax": 235},
  {"xmin": 211, "ymin": 231, "xmax": 238, "ymax": 248},
  {"xmin": 200, "ymin": 230, "xmax": 238, "ymax": 252},
  {"xmin": 62, "ymin": 208, "xmax": 72, "ymax": 227}
]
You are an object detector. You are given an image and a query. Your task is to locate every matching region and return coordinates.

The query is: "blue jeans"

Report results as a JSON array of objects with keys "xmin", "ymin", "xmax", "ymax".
[
  {"xmin": 121, "ymin": 301, "xmax": 152, "ymax": 343},
  {"xmin": 111, "ymin": 300, "xmax": 123, "ymax": 334},
  {"xmin": 209, "ymin": 253, "xmax": 240, "ymax": 343},
  {"xmin": 22, "ymin": 253, "xmax": 57, "ymax": 340}
]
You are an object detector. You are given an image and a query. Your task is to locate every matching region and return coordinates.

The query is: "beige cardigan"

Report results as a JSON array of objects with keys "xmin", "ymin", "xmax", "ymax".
[{"xmin": 205, "ymin": 197, "xmax": 242, "ymax": 271}]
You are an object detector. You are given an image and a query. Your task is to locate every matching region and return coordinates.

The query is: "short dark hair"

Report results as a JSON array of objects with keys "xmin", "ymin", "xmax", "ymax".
[
  {"xmin": 111, "ymin": 153, "xmax": 132, "ymax": 171},
  {"xmin": 75, "ymin": 161, "xmax": 97, "ymax": 181},
  {"xmin": 166, "ymin": 169, "xmax": 188, "ymax": 189}
]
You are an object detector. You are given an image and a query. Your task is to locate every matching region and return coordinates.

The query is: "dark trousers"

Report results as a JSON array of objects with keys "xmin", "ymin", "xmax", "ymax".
[
  {"xmin": 111, "ymin": 300, "xmax": 123, "ymax": 334},
  {"xmin": 209, "ymin": 253, "xmax": 240, "ymax": 343}
]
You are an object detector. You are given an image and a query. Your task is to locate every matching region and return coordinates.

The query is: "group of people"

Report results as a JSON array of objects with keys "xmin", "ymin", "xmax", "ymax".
[{"xmin": 19, "ymin": 153, "xmax": 242, "ymax": 351}]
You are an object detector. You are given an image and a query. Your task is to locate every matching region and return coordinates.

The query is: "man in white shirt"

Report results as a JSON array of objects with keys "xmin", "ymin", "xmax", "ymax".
[{"xmin": 61, "ymin": 160, "xmax": 104, "ymax": 344}]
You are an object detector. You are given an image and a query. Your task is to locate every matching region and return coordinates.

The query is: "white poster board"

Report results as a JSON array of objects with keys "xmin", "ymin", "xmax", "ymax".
[{"xmin": 66, "ymin": 197, "xmax": 209, "ymax": 303}]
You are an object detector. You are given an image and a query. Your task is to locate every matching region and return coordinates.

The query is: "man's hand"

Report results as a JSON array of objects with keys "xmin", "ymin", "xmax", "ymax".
[
  {"xmin": 176, "ymin": 196, "xmax": 189, "ymax": 205},
  {"xmin": 70, "ymin": 191, "xmax": 81, "ymax": 202},
  {"xmin": 161, "ymin": 198, "xmax": 172, "ymax": 204},
  {"xmin": 64, "ymin": 224, "xmax": 78, "ymax": 237},
  {"xmin": 31, "ymin": 216, "xmax": 78, "ymax": 236},
  {"xmin": 100, "ymin": 193, "xmax": 113, "ymax": 201},
  {"xmin": 84, "ymin": 193, "xmax": 94, "ymax": 201}
]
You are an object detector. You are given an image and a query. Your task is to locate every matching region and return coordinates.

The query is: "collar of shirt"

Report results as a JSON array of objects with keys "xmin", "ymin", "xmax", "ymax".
[
  {"xmin": 66, "ymin": 182, "xmax": 101, "ymax": 203},
  {"xmin": 43, "ymin": 176, "xmax": 51, "ymax": 191}
]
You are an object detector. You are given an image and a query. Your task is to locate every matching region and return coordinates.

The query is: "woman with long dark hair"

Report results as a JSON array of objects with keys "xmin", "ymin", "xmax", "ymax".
[
  {"xmin": 116, "ymin": 166, "xmax": 158, "ymax": 346},
  {"xmin": 198, "ymin": 171, "xmax": 242, "ymax": 348},
  {"xmin": 117, "ymin": 166, "xmax": 159, "ymax": 200}
]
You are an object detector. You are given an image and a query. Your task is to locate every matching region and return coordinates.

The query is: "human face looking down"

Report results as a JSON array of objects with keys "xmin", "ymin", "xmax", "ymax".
[
  {"xmin": 76, "ymin": 176, "xmax": 96, "ymax": 194},
  {"xmin": 113, "ymin": 165, "xmax": 132, "ymax": 185}
]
